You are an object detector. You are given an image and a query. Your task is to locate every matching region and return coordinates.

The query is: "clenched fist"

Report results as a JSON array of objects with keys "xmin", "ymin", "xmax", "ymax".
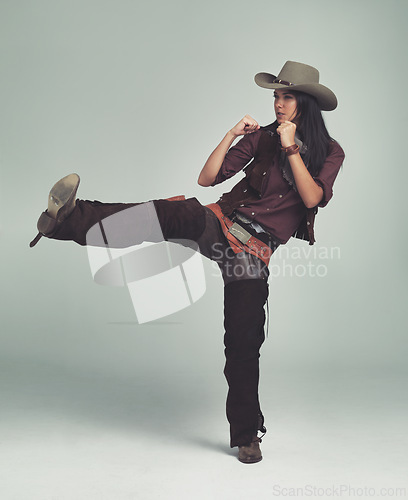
[
  {"xmin": 230, "ymin": 115, "xmax": 260, "ymax": 138},
  {"xmin": 276, "ymin": 121, "xmax": 297, "ymax": 148}
]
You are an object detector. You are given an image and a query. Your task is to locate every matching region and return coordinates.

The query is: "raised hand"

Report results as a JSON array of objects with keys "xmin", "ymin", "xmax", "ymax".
[
  {"xmin": 230, "ymin": 115, "xmax": 260, "ymax": 137},
  {"xmin": 276, "ymin": 120, "xmax": 296, "ymax": 148}
]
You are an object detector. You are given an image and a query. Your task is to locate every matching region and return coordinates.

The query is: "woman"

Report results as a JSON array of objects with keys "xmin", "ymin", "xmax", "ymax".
[{"xmin": 30, "ymin": 61, "xmax": 345, "ymax": 464}]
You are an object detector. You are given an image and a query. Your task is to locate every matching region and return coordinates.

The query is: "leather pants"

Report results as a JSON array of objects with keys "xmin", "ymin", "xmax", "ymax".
[{"xmin": 45, "ymin": 198, "xmax": 270, "ymax": 447}]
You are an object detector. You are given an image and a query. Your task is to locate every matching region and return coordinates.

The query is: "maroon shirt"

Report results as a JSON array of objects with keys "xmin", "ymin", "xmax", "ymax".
[{"xmin": 210, "ymin": 130, "xmax": 345, "ymax": 243}]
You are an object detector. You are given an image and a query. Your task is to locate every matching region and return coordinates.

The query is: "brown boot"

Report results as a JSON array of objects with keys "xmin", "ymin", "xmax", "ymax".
[
  {"xmin": 29, "ymin": 173, "xmax": 80, "ymax": 247},
  {"xmin": 238, "ymin": 436, "xmax": 263, "ymax": 464}
]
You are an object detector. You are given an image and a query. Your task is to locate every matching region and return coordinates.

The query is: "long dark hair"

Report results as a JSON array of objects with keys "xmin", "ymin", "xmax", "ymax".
[
  {"xmin": 269, "ymin": 90, "xmax": 333, "ymax": 177},
  {"xmin": 293, "ymin": 90, "xmax": 333, "ymax": 176}
]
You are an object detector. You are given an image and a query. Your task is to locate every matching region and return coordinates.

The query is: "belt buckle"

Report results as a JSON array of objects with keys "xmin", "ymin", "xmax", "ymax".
[{"xmin": 228, "ymin": 222, "xmax": 252, "ymax": 245}]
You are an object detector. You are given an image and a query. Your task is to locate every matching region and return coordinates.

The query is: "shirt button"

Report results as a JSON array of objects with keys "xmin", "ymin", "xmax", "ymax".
[
  {"xmin": 243, "ymin": 189, "xmax": 247, "ymax": 193},
  {"xmin": 266, "ymin": 208, "xmax": 269, "ymax": 211},
  {"xmin": 262, "ymin": 172, "xmax": 266, "ymax": 176},
  {"xmin": 240, "ymin": 204, "xmax": 245, "ymax": 207},
  {"xmin": 279, "ymin": 194, "xmax": 283, "ymax": 198},
  {"xmin": 251, "ymin": 212, "xmax": 255, "ymax": 216}
]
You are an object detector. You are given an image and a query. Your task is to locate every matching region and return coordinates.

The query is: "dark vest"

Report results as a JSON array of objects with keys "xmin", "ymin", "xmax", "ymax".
[{"xmin": 216, "ymin": 126, "xmax": 317, "ymax": 245}]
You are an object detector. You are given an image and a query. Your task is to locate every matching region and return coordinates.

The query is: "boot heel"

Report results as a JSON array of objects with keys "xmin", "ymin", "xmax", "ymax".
[{"xmin": 29, "ymin": 211, "xmax": 59, "ymax": 247}]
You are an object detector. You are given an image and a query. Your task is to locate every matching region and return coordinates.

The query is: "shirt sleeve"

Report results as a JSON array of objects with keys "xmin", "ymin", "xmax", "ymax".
[
  {"xmin": 210, "ymin": 131, "xmax": 261, "ymax": 186},
  {"xmin": 313, "ymin": 141, "xmax": 345, "ymax": 208}
]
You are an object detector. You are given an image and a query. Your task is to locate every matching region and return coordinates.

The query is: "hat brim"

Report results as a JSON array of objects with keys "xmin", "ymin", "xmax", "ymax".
[{"xmin": 254, "ymin": 72, "xmax": 337, "ymax": 111}]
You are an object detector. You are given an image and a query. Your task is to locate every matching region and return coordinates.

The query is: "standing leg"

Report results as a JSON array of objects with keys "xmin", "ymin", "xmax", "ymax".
[
  {"xmin": 196, "ymin": 208, "xmax": 270, "ymax": 461},
  {"xmin": 223, "ymin": 277, "xmax": 269, "ymax": 461}
]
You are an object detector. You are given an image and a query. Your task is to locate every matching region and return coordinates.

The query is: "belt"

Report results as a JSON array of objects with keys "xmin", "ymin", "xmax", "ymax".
[
  {"xmin": 205, "ymin": 203, "xmax": 275, "ymax": 266},
  {"xmin": 232, "ymin": 210, "xmax": 281, "ymax": 249}
]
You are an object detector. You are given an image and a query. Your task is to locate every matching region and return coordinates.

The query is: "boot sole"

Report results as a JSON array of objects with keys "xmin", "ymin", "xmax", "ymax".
[
  {"xmin": 238, "ymin": 455, "xmax": 263, "ymax": 464},
  {"xmin": 47, "ymin": 173, "xmax": 80, "ymax": 220}
]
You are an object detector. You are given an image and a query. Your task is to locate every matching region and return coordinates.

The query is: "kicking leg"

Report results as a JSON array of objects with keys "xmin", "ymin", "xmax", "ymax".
[{"xmin": 30, "ymin": 174, "xmax": 206, "ymax": 248}]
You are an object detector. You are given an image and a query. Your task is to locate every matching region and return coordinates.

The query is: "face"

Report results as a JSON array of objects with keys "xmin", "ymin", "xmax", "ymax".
[{"xmin": 274, "ymin": 89, "xmax": 298, "ymax": 124}]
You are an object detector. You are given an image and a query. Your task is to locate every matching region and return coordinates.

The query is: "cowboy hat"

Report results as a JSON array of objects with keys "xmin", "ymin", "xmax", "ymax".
[{"xmin": 254, "ymin": 61, "xmax": 337, "ymax": 111}]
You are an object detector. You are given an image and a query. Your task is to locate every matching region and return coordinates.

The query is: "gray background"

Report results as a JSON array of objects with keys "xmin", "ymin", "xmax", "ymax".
[{"xmin": 1, "ymin": 0, "xmax": 407, "ymax": 499}]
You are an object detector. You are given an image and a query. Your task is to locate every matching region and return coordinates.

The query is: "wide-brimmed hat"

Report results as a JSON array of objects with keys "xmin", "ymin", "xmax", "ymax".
[{"xmin": 254, "ymin": 61, "xmax": 337, "ymax": 111}]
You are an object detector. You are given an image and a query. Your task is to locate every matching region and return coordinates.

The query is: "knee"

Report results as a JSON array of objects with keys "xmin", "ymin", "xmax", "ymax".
[
  {"xmin": 224, "ymin": 279, "xmax": 268, "ymax": 328},
  {"xmin": 153, "ymin": 198, "xmax": 206, "ymax": 241},
  {"xmin": 223, "ymin": 279, "xmax": 268, "ymax": 353}
]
